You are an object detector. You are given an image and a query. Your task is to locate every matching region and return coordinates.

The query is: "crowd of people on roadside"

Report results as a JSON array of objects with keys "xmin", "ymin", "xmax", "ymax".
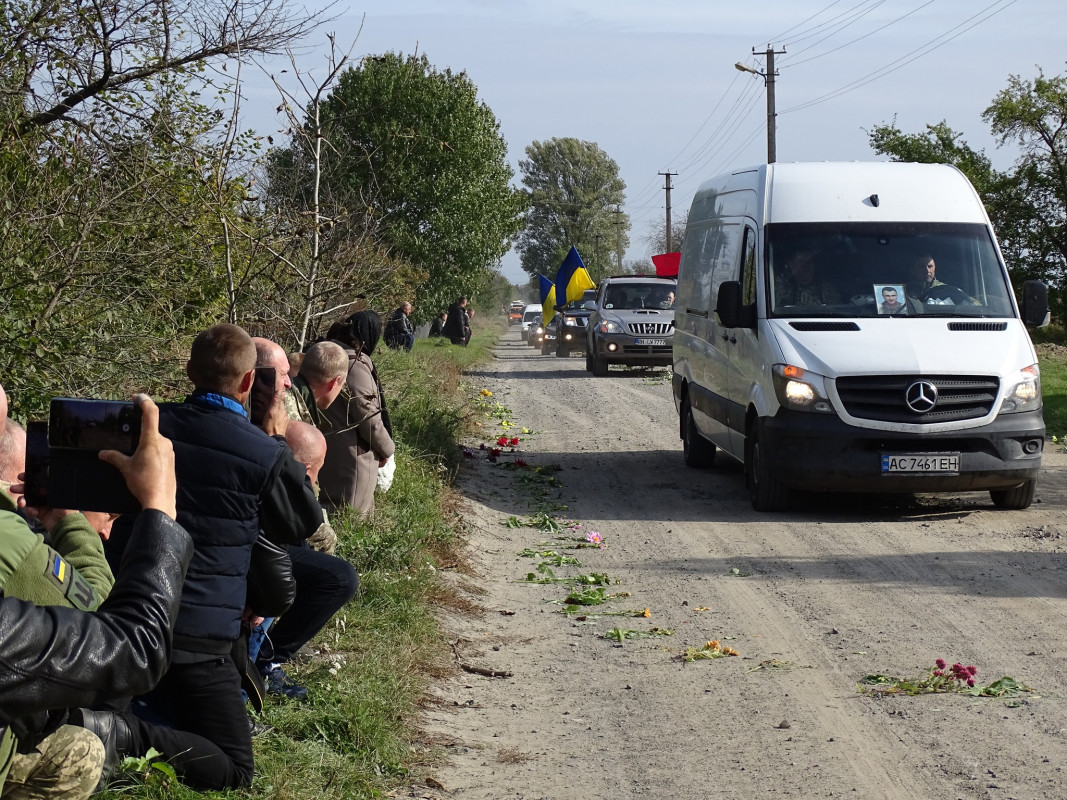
[
  {"xmin": 0, "ymin": 308, "xmax": 413, "ymax": 798},
  {"xmin": 384, "ymin": 296, "xmax": 474, "ymax": 349}
]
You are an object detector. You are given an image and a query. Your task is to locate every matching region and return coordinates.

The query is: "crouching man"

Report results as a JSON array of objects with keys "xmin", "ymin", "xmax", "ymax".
[{"xmin": 0, "ymin": 393, "xmax": 193, "ymax": 800}]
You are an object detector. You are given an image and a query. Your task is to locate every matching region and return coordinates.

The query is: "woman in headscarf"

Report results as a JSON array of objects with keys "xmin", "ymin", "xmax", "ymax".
[{"xmin": 318, "ymin": 310, "xmax": 395, "ymax": 517}]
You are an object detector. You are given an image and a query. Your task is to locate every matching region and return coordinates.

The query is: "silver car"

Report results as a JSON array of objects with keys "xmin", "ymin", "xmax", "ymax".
[{"xmin": 585, "ymin": 275, "xmax": 676, "ymax": 376}]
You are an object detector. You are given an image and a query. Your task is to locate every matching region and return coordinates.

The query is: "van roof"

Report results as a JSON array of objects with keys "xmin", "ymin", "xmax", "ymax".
[{"xmin": 691, "ymin": 162, "xmax": 988, "ymax": 225}]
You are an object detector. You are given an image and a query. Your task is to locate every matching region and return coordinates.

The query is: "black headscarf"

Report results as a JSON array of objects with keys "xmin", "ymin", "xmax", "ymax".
[{"xmin": 343, "ymin": 310, "xmax": 382, "ymax": 356}]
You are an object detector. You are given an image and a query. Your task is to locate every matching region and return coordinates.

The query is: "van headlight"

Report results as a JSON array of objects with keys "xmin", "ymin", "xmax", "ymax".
[
  {"xmin": 1000, "ymin": 364, "xmax": 1041, "ymax": 413},
  {"xmin": 598, "ymin": 320, "xmax": 624, "ymax": 334},
  {"xmin": 772, "ymin": 364, "xmax": 834, "ymax": 413}
]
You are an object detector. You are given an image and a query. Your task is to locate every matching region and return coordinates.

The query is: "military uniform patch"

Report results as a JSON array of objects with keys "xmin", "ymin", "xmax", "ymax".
[{"xmin": 44, "ymin": 549, "xmax": 95, "ymax": 611}]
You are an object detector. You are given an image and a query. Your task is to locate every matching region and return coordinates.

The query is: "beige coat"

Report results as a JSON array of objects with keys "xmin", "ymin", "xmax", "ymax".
[{"xmin": 318, "ymin": 346, "xmax": 395, "ymax": 516}]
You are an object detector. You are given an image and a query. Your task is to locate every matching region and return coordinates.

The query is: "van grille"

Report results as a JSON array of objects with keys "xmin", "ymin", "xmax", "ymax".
[
  {"xmin": 835, "ymin": 375, "xmax": 999, "ymax": 423},
  {"xmin": 947, "ymin": 322, "xmax": 1008, "ymax": 331},
  {"xmin": 789, "ymin": 321, "xmax": 860, "ymax": 331},
  {"xmin": 627, "ymin": 322, "xmax": 674, "ymax": 335}
]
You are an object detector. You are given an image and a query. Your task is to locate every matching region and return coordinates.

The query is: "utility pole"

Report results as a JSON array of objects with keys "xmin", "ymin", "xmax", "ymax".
[
  {"xmin": 659, "ymin": 171, "xmax": 677, "ymax": 252},
  {"xmin": 613, "ymin": 206, "xmax": 624, "ymax": 273},
  {"xmin": 735, "ymin": 45, "xmax": 785, "ymax": 163}
]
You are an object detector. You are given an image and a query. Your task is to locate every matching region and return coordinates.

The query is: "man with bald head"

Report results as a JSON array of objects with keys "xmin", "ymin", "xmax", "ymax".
[
  {"xmin": 94, "ymin": 323, "xmax": 323, "ymax": 790},
  {"xmin": 286, "ymin": 420, "xmax": 327, "ymax": 486}
]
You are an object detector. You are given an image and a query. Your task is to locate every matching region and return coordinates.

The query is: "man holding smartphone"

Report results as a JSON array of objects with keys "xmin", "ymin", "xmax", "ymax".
[
  {"xmin": 1, "ymin": 393, "xmax": 194, "ymax": 800},
  {"xmin": 91, "ymin": 324, "xmax": 322, "ymax": 790}
]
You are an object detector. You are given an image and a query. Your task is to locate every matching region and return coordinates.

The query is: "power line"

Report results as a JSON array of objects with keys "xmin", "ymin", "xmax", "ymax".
[
  {"xmin": 781, "ymin": 0, "xmax": 935, "ymax": 69},
  {"xmin": 778, "ymin": 0, "xmax": 886, "ymax": 52},
  {"xmin": 780, "ymin": 0, "xmax": 1018, "ymax": 116}
]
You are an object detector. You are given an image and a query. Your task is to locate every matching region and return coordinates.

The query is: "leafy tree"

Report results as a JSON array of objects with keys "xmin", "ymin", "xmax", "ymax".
[
  {"xmin": 517, "ymin": 137, "xmax": 628, "ymax": 283},
  {"xmin": 983, "ymin": 71, "xmax": 1067, "ymax": 294},
  {"xmin": 279, "ymin": 52, "xmax": 524, "ymax": 318},
  {"xmin": 867, "ymin": 120, "xmax": 1001, "ymax": 196},
  {"xmin": 0, "ymin": 0, "xmax": 322, "ymax": 139}
]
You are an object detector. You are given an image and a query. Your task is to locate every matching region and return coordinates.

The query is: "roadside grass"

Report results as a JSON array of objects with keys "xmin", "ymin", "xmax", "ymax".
[
  {"xmin": 1039, "ymin": 350, "xmax": 1067, "ymax": 438},
  {"xmin": 100, "ymin": 316, "xmax": 507, "ymax": 800}
]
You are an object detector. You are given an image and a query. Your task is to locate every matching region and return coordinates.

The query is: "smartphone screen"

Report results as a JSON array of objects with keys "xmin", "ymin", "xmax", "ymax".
[
  {"xmin": 249, "ymin": 366, "xmax": 277, "ymax": 428},
  {"xmin": 48, "ymin": 398, "xmax": 141, "ymax": 454},
  {"xmin": 22, "ymin": 420, "xmax": 50, "ymax": 507}
]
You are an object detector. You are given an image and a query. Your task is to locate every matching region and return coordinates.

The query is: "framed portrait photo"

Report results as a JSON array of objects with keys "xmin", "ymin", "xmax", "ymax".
[{"xmin": 875, "ymin": 283, "xmax": 907, "ymax": 315}]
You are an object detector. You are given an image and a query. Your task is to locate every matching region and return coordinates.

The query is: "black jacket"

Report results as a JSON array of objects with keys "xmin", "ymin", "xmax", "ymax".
[
  {"xmin": 0, "ymin": 509, "xmax": 192, "ymax": 723},
  {"xmin": 442, "ymin": 303, "xmax": 468, "ymax": 341},
  {"xmin": 107, "ymin": 395, "xmax": 321, "ymax": 654},
  {"xmin": 383, "ymin": 306, "xmax": 414, "ymax": 347}
]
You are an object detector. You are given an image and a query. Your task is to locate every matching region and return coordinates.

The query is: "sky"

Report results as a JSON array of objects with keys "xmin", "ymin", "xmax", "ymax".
[{"xmin": 242, "ymin": 0, "xmax": 1067, "ymax": 286}]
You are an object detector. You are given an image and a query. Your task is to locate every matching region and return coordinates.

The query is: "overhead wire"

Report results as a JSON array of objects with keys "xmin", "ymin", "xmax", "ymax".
[
  {"xmin": 631, "ymin": 0, "xmax": 1018, "ymax": 252},
  {"xmin": 777, "ymin": 0, "xmax": 886, "ymax": 52},
  {"xmin": 781, "ymin": 0, "xmax": 935, "ymax": 68},
  {"xmin": 630, "ymin": 73, "xmax": 762, "ymax": 210},
  {"xmin": 780, "ymin": 0, "xmax": 1018, "ymax": 115}
]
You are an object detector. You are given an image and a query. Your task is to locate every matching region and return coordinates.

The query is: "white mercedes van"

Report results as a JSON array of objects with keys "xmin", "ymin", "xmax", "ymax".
[{"xmin": 672, "ymin": 162, "xmax": 1049, "ymax": 511}]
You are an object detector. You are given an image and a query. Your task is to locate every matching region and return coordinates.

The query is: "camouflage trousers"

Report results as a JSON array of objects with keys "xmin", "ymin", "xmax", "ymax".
[{"xmin": 3, "ymin": 726, "xmax": 103, "ymax": 800}]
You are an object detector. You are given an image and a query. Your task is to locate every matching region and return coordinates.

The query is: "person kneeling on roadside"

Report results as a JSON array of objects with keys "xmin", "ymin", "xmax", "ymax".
[{"xmin": 0, "ymin": 392, "xmax": 193, "ymax": 800}]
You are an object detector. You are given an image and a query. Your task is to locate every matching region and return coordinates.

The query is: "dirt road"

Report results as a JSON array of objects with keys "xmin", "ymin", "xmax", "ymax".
[{"xmin": 421, "ymin": 329, "xmax": 1067, "ymax": 800}]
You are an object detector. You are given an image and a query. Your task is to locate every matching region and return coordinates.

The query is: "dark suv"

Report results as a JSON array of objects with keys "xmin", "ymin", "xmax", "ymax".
[
  {"xmin": 585, "ymin": 275, "xmax": 676, "ymax": 376},
  {"xmin": 552, "ymin": 289, "xmax": 597, "ymax": 357}
]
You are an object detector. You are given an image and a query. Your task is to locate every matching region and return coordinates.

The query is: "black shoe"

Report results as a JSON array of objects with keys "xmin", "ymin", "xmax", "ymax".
[
  {"xmin": 247, "ymin": 714, "xmax": 273, "ymax": 737},
  {"xmin": 72, "ymin": 708, "xmax": 133, "ymax": 789},
  {"xmin": 261, "ymin": 665, "xmax": 308, "ymax": 700}
]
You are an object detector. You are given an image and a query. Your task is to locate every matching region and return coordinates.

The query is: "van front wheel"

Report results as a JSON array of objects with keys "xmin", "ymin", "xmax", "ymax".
[
  {"xmin": 682, "ymin": 398, "xmax": 715, "ymax": 467},
  {"xmin": 748, "ymin": 422, "xmax": 790, "ymax": 512},
  {"xmin": 989, "ymin": 479, "xmax": 1036, "ymax": 510}
]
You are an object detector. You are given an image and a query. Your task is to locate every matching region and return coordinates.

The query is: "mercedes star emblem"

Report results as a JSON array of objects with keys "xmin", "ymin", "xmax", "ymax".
[{"xmin": 905, "ymin": 380, "xmax": 938, "ymax": 413}]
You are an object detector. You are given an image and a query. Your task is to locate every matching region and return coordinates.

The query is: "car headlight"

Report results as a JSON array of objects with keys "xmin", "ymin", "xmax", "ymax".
[
  {"xmin": 1000, "ymin": 364, "xmax": 1041, "ymax": 413},
  {"xmin": 564, "ymin": 315, "xmax": 577, "ymax": 325},
  {"xmin": 772, "ymin": 364, "xmax": 833, "ymax": 413},
  {"xmin": 597, "ymin": 320, "xmax": 624, "ymax": 334}
]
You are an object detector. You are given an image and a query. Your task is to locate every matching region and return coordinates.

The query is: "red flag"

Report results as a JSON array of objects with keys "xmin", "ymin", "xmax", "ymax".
[{"xmin": 652, "ymin": 252, "xmax": 681, "ymax": 278}]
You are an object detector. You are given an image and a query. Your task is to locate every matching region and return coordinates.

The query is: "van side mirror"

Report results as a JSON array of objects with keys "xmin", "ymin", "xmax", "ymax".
[
  {"xmin": 583, "ymin": 300, "xmax": 596, "ymax": 311},
  {"xmin": 1021, "ymin": 280, "xmax": 1050, "ymax": 328},
  {"xmin": 715, "ymin": 281, "xmax": 755, "ymax": 329}
]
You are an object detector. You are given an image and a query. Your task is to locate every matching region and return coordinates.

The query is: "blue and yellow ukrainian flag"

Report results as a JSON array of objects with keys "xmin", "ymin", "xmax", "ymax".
[
  {"xmin": 554, "ymin": 246, "xmax": 596, "ymax": 307},
  {"xmin": 538, "ymin": 274, "xmax": 557, "ymax": 323}
]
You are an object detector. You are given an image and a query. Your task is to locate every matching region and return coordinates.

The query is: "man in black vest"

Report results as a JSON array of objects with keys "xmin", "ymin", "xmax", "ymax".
[{"xmin": 90, "ymin": 323, "xmax": 322, "ymax": 790}]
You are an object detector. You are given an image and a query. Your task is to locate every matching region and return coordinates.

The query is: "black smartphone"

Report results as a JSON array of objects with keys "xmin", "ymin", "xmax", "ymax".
[
  {"xmin": 22, "ymin": 420, "xmax": 50, "ymax": 507},
  {"xmin": 45, "ymin": 398, "xmax": 141, "ymax": 514},
  {"xmin": 48, "ymin": 398, "xmax": 141, "ymax": 454},
  {"xmin": 249, "ymin": 366, "xmax": 277, "ymax": 428}
]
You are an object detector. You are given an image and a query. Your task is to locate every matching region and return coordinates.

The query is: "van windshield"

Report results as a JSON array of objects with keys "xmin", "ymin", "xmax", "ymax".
[{"xmin": 766, "ymin": 222, "xmax": 1015, "ymax": 319}]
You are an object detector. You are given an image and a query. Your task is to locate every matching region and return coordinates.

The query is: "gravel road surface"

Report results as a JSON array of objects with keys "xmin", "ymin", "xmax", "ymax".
[{"xmin": 420, "ymin": 329, "xmax": 1067, "ymax": 800}]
